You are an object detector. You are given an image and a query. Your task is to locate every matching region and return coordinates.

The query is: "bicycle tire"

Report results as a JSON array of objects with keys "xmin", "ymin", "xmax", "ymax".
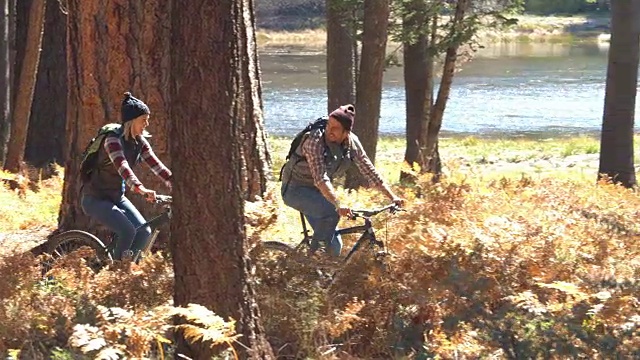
[
  {"xmin": 260, "ymin": 241, "xmax": 296, "ymax": 253},
  {"xmin": 42, "ymin": 230, "xmax": 111, "ymax": 274}
]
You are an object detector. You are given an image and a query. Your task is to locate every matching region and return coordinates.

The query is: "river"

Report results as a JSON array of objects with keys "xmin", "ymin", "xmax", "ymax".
[{"xmin": 259, "ymin": 41, "xmax": 638, "ymax": 139}]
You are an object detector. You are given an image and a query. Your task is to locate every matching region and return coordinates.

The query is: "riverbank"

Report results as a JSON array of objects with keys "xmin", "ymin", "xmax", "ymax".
[
  {"xmin": 270, "ymin": 134, "xmax": 618, "ymax": 184},
  {"xmin": 0, "ymin": 134, "xmax": 617, "ymax": 233},
  {"xmin": 256, "ymin": 14, "xmax": 610, "ymax": 48}
]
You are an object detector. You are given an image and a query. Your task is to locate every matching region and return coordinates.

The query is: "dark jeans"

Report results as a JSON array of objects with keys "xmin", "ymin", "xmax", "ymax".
[
  {"xmin": 281, "ymin": 183, "xmax": 342, "ymax": 257},
  {"xmin": 81, "ymin": 194, "xmax": 151, "ymax": 260}
]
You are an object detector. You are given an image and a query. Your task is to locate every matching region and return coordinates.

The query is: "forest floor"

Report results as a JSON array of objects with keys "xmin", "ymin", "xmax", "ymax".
[{"xmin": 2, "ymin": 134, "xmax": 640, "ymax": 359}]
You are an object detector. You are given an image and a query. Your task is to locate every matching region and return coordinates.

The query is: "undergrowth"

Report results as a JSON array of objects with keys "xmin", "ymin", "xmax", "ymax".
[
  {"xmin": 1, "ymin": 142, "xmax": 639, "ymax": 358},
  {"xmin": 0, "ymin": 169, "xmax": 60, "ymax": 232}
]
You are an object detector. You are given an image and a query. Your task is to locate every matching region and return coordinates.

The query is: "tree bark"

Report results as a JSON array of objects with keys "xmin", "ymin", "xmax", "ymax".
[
  {"xmin": 3, "ymin": 0, "xmax": 45, "ymax": 173},
  {"xmin": 59, "ymin": 0, "xmax": 172, "ymax": 235},
  {"xmin": 425, "ymin": 0, "xmax": 469, "ymax": 178},
  {"xmin": 402, "ymin": 1, "xmax": 435, "ymax": 181},
  {"xmin": 345, "ymin": 0, "xmax": 390, "ymax": 189},
  {"xmin": 597, "ymin": 0, "xmax": 640, "ymax": 187},
  {"xmin": 239, "ymin": 0, "xmax": 272, "ymax": 201},
  {"xmin": 326, "ymin": 0, "xmax": 355, "ymax": 113},
  {"xmin": 0, "ymin": 0, "xmax": 9, "ymax": 167},
  {"xmin": 170, "ymin": 0, "xmax": 274, "ymax": 358},
  {"xmin": 24, "ymin": 0, "xmax": 66, "ymax": 167}
]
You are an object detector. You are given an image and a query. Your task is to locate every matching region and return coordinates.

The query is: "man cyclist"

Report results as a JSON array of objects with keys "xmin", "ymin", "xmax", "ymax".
[
  {"xmin": 80, "ymin": 92, "xmax": 172, "ymax": 260},
  {"xmin": 280, "ymin": 104, "xmax": 405, "ymax": 257}
]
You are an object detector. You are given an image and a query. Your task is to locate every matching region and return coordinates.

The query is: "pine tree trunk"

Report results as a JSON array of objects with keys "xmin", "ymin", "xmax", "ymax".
[
  {"xmin": 326, "ymin": 0, "xmax": 355, "ymax": 113},
  {"xmin": 239, "ymin": 0, "xmax": 272, "ymax": 201},
  {"xmin": 425, "ymin": 0, "xmax": 469, "ymax": 178},
  {"xmin": 402, "ymin": 2, "xmax": 434, "ymax": 182},
  {"xmin": 598, "ymin": 0, "xmax": 640, "ymax": 187},
  {"xmin": 170, "ymin": 0, "xmax": 274, "ymax": 358},
  {"xmin": 345, "ymin": 0, "xmax": 390, "ymax": 189},
  {"xmin": 59, "ymin": 0, "xmax": 172, "ymax": 235},
  {"xmin": 3, "ymin": 0, "xmax": 45, "ymax": 173},
  {"xmin": 0, "ymin": 0, "xmax": 9, "ymax": 166},
  {"xmin": 24, "ymin": 0, "xmax": 66, "ymax": 168}
]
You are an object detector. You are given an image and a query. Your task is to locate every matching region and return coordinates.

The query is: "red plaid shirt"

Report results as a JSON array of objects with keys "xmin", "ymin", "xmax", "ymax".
[
  {"xmin": 301, "ymin": 131, "xmax": 384, "ymax": 188},
  {"xmin": 103, "ymin": 136, "xmax": 172, "ymax": 190}
]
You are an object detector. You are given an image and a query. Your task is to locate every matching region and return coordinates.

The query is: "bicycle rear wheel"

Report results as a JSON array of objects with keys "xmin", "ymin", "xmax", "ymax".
[
  {"xmin": 260, "ymin": 241, "xmax": 296, "ymax": 253},
  {"xmin": 251, "ymin": 240, "xmax": 337, "ymax": 290},
  {"xmin": 42, "ymin": 230, "xmax": 112, "ymax": 274}
]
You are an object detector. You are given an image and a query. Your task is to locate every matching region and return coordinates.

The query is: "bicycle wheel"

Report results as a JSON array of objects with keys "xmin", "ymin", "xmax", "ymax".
[
  {"xmin": 251, "ymin": 240, "xmax": 336, "ymax": 290},
  {"xmin": 42, "ymin": 230, "xmax": 111, "ymax": 274},
  {"xmin": 260, "ymin": 241, "xmax": 296, "ymax": 253}
]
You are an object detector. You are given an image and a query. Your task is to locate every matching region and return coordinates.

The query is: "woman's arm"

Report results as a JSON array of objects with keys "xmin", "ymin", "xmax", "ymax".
[
  {"xmin": 103, "ymin": 136, "xmax": 144, "ymax": 190},
  {"xmin": 140, "ymin": 137, "xmax": 172, "ymax": 188}
]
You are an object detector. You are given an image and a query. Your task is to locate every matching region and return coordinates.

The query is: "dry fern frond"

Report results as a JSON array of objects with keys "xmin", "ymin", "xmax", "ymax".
[{"xmin": 171, "ymin": 303, "xmax": 240, "ymax": 346}]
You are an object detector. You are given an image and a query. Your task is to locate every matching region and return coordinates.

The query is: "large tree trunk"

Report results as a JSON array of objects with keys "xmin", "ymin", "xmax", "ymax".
[
  {"xmin": 3, "ymin": 0, "xmax": 45, "ymax": 173},
  {"xmin": 24, "ymin": 0, "xmax": 66, "ymax": 167},
  {"xmin": 170, "ymin": 0, "xmax": 274, "ymax": 358},
  {"xmin": 425, "ymin": 0, "xmax": 469, "ymax": 179},
  {"xmin": 402, "ymin": 1, "xmax": 435, "ymax": 182},
  {"xmin": 345, "ymin": 0, "xmax": 390, "ymax": 189},
  {"xmin": 326, "ymin": 0, "xmax": 355, "ymax": 113},
  {"xmin": 59, "ymin": 1, "xmax": 172, "ymax": 235},
  {"xmin": 0, "ymin": 0, "xmax": 10, "ymax": 166},
  {"xmin": 597, "ymin": 0, "xmax": 640, "ymax": 188},
  {"xmin": 239, "ymin": 0, "xmax": 271, "ymax": 201}
]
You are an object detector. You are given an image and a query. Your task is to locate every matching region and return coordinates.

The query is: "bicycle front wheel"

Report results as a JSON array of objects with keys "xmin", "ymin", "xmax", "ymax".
[{"xmin": 42, "ymin": 230, "xmax": 112, "ymax": 274}]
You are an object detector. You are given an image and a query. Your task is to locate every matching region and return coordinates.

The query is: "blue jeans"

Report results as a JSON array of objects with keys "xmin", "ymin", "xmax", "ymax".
[
  {"xmin": 281, "ymin": 183, "xmax": 342, "ymax": 257},
  {"xmin": 81, "ymin": 194, "xmax": 151, "ymax": 260}
]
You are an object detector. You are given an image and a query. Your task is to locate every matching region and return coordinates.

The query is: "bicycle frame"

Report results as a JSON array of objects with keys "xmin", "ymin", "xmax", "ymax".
[
  {"xmin": 295, "ymin": 211, "xmax": 386, "ymax": 263},
  {"xmin": 106, "ymin": 204, "xmax": 172, "ymax": 261}
]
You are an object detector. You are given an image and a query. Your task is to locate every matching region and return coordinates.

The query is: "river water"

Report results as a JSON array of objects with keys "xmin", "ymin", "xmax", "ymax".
[{"xmin": 259, "ymin": 41, "xmax": 638, "ymax": 138}]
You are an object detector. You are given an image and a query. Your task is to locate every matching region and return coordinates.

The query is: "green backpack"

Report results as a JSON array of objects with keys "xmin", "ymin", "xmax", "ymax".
[{"xmin": 79, "ymin": 123, "xmax": 123, "ymax": 182}]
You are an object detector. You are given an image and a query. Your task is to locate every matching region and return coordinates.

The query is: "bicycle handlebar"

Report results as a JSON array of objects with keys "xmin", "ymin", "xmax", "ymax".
[{"xmin": 349, "ymin": 203, "xmax": 403, "ymax": 220}]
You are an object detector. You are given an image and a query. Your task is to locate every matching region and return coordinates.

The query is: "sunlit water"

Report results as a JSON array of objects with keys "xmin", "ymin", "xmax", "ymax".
[{"xmin": 259, "ymin": 41, "xmax": 639, "ymax": 138}]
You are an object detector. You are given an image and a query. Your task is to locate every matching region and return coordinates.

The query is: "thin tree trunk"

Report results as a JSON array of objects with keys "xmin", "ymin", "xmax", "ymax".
[
  {"xmin": 3, "ymin": 0, "xmax": 45, "ymax": 173},
  {"xmin": 239, "ymin": 0, "xmax": 271, "ymax": 201},
  {"xmin": 24, "ymin": 0, "xmax": 66, "ymax": 168},
  {"xmin": 345, "ymin": 0, "xmax": 390, "ymax": 189},
  {"xmin": 0, "ymin": 0, "xmax": 9, "ymax": 166},
  {"xmin": 170, "ymin": 0, "xmax": 274, "ymax": 358},
  {"xmin": 597, "ymin": 0, "xmax": 640, "ymax": 187},
  {"xmin": 425, "ymin": 0, "xmax": 469, "ymax": 178},
  {"xmin": 59, "ymin": 0, "xmax": 172, "ymax": 235},
  {"xmin": 402, "ymin": 1, "xmax": 434, "ymax": 181},
  {"xmin": 326, "ymin": 0, "xmax": 355, "ymax": 112}
]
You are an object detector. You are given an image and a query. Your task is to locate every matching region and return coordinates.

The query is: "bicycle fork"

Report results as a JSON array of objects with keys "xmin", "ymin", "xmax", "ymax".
[{"xmin": 133, "ymin": 228, "xmax": 161, "ymax": 263}]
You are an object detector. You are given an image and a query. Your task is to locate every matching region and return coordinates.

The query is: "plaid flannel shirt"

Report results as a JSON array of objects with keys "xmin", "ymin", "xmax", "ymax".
[
  {"xmin": 301, "ymin": 131, "xmax": 384, "ymax": 188},
  {"xmin": 103, "ymin": 136, "xmax": 172, "ymax": 190}
]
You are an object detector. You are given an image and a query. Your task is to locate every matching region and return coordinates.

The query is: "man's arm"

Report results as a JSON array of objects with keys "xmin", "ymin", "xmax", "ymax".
[
  {"xmin": 302, "ymin": 133, "xmax": 341, "ymax": 208},
  {"xmin": 351, "ymin": 136, "xmax": 404, "ymax": 204}
]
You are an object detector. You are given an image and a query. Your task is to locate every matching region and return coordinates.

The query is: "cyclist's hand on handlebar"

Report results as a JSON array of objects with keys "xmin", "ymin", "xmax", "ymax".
[
  {"xmin": 337, "ymin": 206, "xmax": 353, "ymax": 218},
  {"xmin": 135, "ymin": 185, "xmax": 157, "ymax": 203},
  {"xmin": 392, "ymin": 197, "xmax": 406, "ymax": 209}
]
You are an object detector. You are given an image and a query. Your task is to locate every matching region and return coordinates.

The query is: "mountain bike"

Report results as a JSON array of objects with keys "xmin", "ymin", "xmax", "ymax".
[
  {"xmin": 252, "ymin": 203, "xmax": 403, "ymax": 287},
  {"xmin": 42, "ymin": 195, "xmax": 172, "ymax": 273}
]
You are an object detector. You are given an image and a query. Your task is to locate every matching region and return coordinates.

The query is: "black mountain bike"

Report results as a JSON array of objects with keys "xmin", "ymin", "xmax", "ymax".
[
  {"xmin": 42, "ymin": 195, "xmax": 172, "ymax": 273},
  {"xmin": 252, "ymin": 203, "xmax": 403, "ymax": 285}
]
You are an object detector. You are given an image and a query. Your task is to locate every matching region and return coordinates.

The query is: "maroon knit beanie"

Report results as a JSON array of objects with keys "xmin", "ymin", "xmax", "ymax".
[{"xmin": 329, "ymin": 104, "xmax": 355, "ymax": 131}]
